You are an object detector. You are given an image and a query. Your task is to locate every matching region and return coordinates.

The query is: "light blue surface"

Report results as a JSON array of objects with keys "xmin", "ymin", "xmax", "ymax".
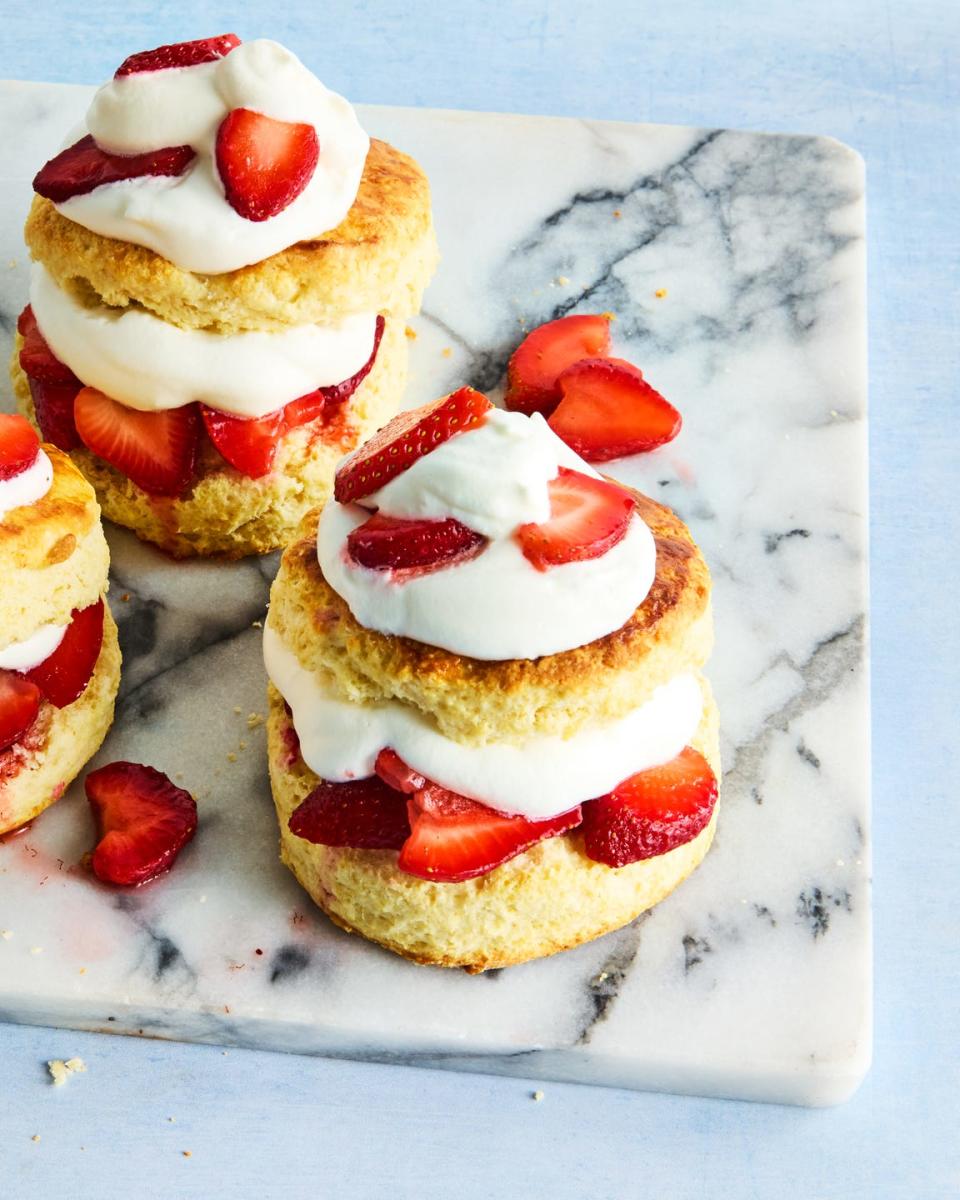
[{"xmin": 2, "ymin": 1, "xmax": 957, "ymax": 1196}]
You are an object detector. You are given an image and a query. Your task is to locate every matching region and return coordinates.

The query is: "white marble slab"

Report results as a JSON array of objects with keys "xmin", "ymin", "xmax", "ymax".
[{"xmin": 0, "ymin": 82, "xmax": 870, "ymax": 1106}]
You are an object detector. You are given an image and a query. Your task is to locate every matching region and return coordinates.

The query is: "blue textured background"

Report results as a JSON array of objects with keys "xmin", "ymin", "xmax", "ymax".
[{"xmin": 3, "ymin": 2, "xmax": 958, "ymax": 1197}]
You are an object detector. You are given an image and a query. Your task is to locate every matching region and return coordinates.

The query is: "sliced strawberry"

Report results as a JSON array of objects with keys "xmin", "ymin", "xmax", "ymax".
[
  {"xmin": 25, "ymin": 599, "xmax": 104, "ymax": 708},
  {"xmin": 74, "ymin": 387, "xmax": 199, "ymax": 497},
  {"xmin": 0, "ymin": 413, "xmax": 40, "ymax": 480},
  {"xmin": 216, "ymin": 108, "xmax": 319, "ymax": 222},
  {"xmin": 289, "ymin": 776, "xmax": 410, "ymax": 851},
  {"xmin": 201, "ymin": 406, "xmax": 284, "ymax": 479},
  {"xmin": 505, "ymin": 314, "xmax": 613, "ymax": 417},
  {"xmin": 26, "ymin": 377, "xmax": 82, "ymax": 451},
  {"xmin": 283, "ymin": 314, "xmax": 387, "ymax": 428},
  {"xmin": 549, "ymin": 357, "xmax": 682, "ymax": 461},
  {"xmin": 115, "ymin": 33, "xmax": 240, "ymax": 77},
  {"xmin": 334, "ymin": 387, "xmax": 493, "ymax": 505},
  {"xmin": 34, "ymin": 135, "xmax": 195, "ymax": 204},
  {"xmin": 374, "ymin": 748, "xmax": 426, "ymax": 795},
  {"xmin": 399, "ymin": 784, "xmax": 582, "ymax": 883},
  {"xmin": 0, "ymin": 670, "xmax": 42, "ymax": 753},
  {"xmin": 581, "ymin": 747, "xmax": 717, "ymax": 867},
  {"xmin": 17, "ymin": 305, "xmax": 78, "ymax": 385},
  {"xmin": 346, "ymin": 514, "xmax": 487, "ymax": 573},
  {"xmin": 85, "ymin": 762, "xmax": 198, "ymax": 887},
  {"xmin": 515, "ymin": 467, "xmax": 635, "ymax": 572}
]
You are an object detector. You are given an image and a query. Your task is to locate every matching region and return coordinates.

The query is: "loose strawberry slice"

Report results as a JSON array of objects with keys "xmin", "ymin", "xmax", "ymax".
[
  {"xmin": 34, "ymin": 135, "xmax": 195, "ymax": 204},
  {"xmin": 115, "ymin": 33, "xmax": 240, "ymax": 76},
  {"xmin": 86, "ymin": 762, "xmax": 198, "ymax": 887},
  {"xmin": 334, "ymin": 387, "xmax": 493, "ymax": 504},
  {"xmin": 0, "ymin": 670, "xmax": 42, "ymax": 753},
  {"xmin": 289, "ymin": 777, "xmax": 410, "ymax": 851},
  {"xmin": 548, "ymin": 358, "xmax": 682, "ymax": 461},
  {"xmin": 515, "ymin": 467, "xmax": 635, "ymax": 571},
  {"xmin": 505, "ymin": 314, "xmax": 613, "ymax": 417},
  {"xmin": 74, "ymin": 387, "xmax": 199, "ymax": 497},
  {"xmin": 201, "ymin": 406, "xmax": 284, "ymax": 479},
  {"xmin": 374, "ymin": 748, "xmax": 426, "ymax": 795},
  {"xmin": 216, "ymin": 108, "xmax": 319, "ymax": 222},
  {"xmin": 399, "ymin": 784, "xmax": 582, "ymax": 883},
  {"xmin": 0, "ymin": 413, "xmax": 40, "ymax": 480},
  {"xmin": 283, "ymin": 314, "xmax": 387, "ymax": 429},
  {"xmin": 346, "ymin": 514, "xmax": 487, "ymax": 573},
  {"xmin": 26, "ymin": 377, "xmax": 82, "ymax": 451},
  {"xmin": 25, "ymin": 599, "xmax": 104, "ymax": 708},
  {"xmin": 581, "ymin": 747, "xmax": 718, "ymax": 867},
  {"xmin": 17, "ymin": 305, "xmax": 78, "ymax": 385}
]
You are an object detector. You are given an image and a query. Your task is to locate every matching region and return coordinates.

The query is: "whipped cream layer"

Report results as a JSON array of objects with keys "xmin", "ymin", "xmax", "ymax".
[
  {"xmin": 60, "ymin": 39, "xmax": 369, "ymax": 273},
  {"xmin": 265, "ymin": 625, "xmax": 702, "ymax": 820},
  {"xmin": 30, "ymin": 265, "xmax": 377, "ymax": 418},
  {"xmin": 0, "ymin": 451, "xmax": 53, "ymax": 519},
  {"xmin": 0, "ymin": 622, "xmax": 66, "ymax": 672},
  {"xmin": 318, "ymin": 410, "xmax": 657, "ymax": 660}
]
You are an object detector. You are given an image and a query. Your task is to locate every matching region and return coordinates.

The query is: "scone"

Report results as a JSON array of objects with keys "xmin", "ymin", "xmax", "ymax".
[
  {"xmin": 12, "ymin": 34, "xmax": 437, "ymax": 557},
  {"xmin": 0, "ymin": 414, "xmax": 120, "ymax": 835},
  {"xmin": 264, "ymin": 388, "xmax": 719, "ymax": 971}
]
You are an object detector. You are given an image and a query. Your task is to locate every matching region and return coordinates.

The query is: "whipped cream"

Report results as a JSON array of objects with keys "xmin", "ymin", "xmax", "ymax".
[
  {"xmin": 0, "ymin": 450, "xmax": 53, "ymax": 519},
  {"xmin": 30, "ymin": 265, "xmax": 377, "ymax": 418},
  {"xmin": 318, "ymin": 410, "xmax": 656, "ymax": 660},
  {"xmin": 0, "ymin": 622, "xmax": 67, "ymax": 672},
  {"xmin": 264, "ymin": 625, "xmax": 702, "ymax": 819},
  {"xmin": 59, "ymin": 39, "xmax": 369, "ymax": 273}
]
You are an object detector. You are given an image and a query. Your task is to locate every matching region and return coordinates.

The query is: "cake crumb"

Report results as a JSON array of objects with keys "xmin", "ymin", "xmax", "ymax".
[
  {"xmin": 226, "ymin": 752, "xmax": 237, "ymax": 763},
  {"xmin": 246, "ymin": 713, "xmax": 264, "ymax": 729},
  {"xmin": 441, "ymin": 347, "xmax": 452, "ymax": 358},
  {"xmin": 233, "ymin": 706, "xmax": 243, "ymax": 715},
  {"xmin": 251, "ymin": 619, "xmax": 263, "ymax": 629},
  {"xmin": 554, "ymin": 275, "xmax": 570, "ymax": 286},
  {"xmin": 612, "ymin": 209, "xmax": 622, "ymax": 218},
  {"xmin": 404, "ymin": 326, "xmax": 417, "ymax": 340},
  {"xmin": 532, "ymin": 1090, "xmax": 544, "ymax": 1102},
  {"xmin": 30, "ymin": 946, "xmax": 43, "ymax": 955},
  {"xmin": 654, "ymin": 287, "xmax": 668, "ymax": 299},
  {"xmin": 78, "ymin": 967, "xmax": 86, "ymax": 975},
  {"xmin": 31, "ymin": 1134, "xmax": 41, "ymax": 1143},
  {"xmin": 600, "ymin": 311, "xmax": 616, "ymax": 322},
  {"xmin": 182, "ymin": 1150, "xmax": 192, "ymax": 1158},
  {"xmin": 47, "ymin": 1057, "xmax": 86, "ymax": 1087},
  {"xmin": 168, "ymin": 1117, "xmax": 176, "ymax": 1123},
  {"xmin": 1, "ymin": 930, "xmax": 12, "ymax": 940},
  {"xmin": 238, "ymin": 740, "xmax": 246, "ymax": 751}
]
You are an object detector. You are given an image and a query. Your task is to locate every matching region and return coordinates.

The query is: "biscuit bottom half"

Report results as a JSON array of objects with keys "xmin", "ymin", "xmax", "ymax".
[
  {"xmin": 267, "ymin": 681, "xmax": 721, "ymax": 972},
  {"xmin": 0, "ymin": 605, "xmax": 120, "ymax": 835}
]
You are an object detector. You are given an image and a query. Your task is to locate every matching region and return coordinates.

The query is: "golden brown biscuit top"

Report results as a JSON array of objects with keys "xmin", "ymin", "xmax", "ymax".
[{"xmin": 0, "ymin": 445, "xmax": 99, "ymax": 573}]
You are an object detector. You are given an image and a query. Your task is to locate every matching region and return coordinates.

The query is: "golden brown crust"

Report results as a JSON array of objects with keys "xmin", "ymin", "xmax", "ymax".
[{"xmin": 25, "ymin": 139, "xmax": 439, "ymax": 333}]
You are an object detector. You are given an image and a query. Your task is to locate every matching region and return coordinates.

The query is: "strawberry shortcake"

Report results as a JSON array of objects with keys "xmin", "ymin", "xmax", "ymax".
[
  {"xmin": 264, "ymin": 389, "xmax": 718, "ymax": 971},
  {"xmin": 12, "ymin": 34, "xmax": 437, "ymax": 557},
  {"xmin": 0, "ymin": 414, "xmax": 120, "ymax": 836}
]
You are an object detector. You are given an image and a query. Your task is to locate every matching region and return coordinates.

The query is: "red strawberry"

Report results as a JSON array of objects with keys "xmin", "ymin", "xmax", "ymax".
[
  {"xmin": 216, "ymin": 108, "xmax": 319, "ymax": 222},
  {"xmin": 17, "ymin": 306, "xmax": 77, "ymax": 385},
  {"xmin": 115, "ymin": 33, "xmax": 241, "ymax": 77},
  {"xmin": 34, "ymin": 135, "xmax": 195, "ymax": 204},
  {"xmin": 549, "ymin": 358, "xmax": 681, "ymax": 461},
  {"xmin": 505, "ymin": 314, "xmax": 612, "ymax": 416},
  {"xmin": 515, "ymin": 467, "xmax": 635, "ymax": 571},
  {"xmin": 0, "ymin": 670, "xmax": 42, "ymax": 753},
  {"xmin": 74, "ymin": 387, "xmax": 199, "ymax": 497},
  {"xmin": 283, "ymin": 314, "xmax": 387, "ymax": 428},
  {"xmin": 25, "ymin": 599, "xmax": 104, "ymax": 708},
  {"xmin": 289, "ymin": 776, "xmax": 410, "ymax": 851},
  {"xmin": 346, "ymin": 514, "xmax": 487, "ymax": 573},
  {"xmin": 581, "ymin": 747, "xmax": 718, "ymax": 867},
  {"xmin": 374, "ymin": 748, "xmax": 426, "ymax": 795},
  {"xmin": 334, "ymin": 387, "xmax": 493, "ymax": 504},
  {"xmin": 26, "ymin": 377, "xmax": 82, "ymax": 451},
  {"xmin": 201, "ymin": 406, "xmax": 284, "ymax": 479},
  {"xmin": 85, "ymin": 762, "xmax": 198, "ymax": 887},
  {"xmin": 399, "ymin": 784, "xmax": 582, "ymax": 883},
  {"xmin": 0, "ymin": 413, "xmax": 40, "ymax": 480}
]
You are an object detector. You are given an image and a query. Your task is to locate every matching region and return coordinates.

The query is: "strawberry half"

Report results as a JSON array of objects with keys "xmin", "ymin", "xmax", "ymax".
[
  {"xmin": 334, "ymin": 387, "xmax": 493, "ymax": 504},
  {"xmin": 201, "ymin": 406, "xmax": 285, "ymax": 479},
  {"xmin": 581, "ymin": 747, "xmax": 718, "ymax": 867},
  {"xmin": 17, "ymin": 306, "xmax": 77, "ymax": 385},
  {"xmin": 399, "ymin": 784, "xmax": 583, "ymax": 883},
  {"xmin": 515, "ymin": 467, "xmax": 635, "ymax": 571},
  {"xmin": 0, "ymin": 670, "xmax": 42, "ymax": 753},
  {"xmin": 25, "ymin": 599, "xmax": 104, "ymax": 708},
  {"xmin": 34, "ymin": 135, "xmax": 195, "ymax": 204},
  {"xmin": 374, "ymin": 748, "xmax": 426, "ymax": 794},
  {"xmin": 346, "ymin": 514, "xmax": 487, "ymax": 573},
  {"xmin": 216, "ymin": 108, "xmax": 319, "ymax": 222},
  {"xmin": 548, "ymin": 358, "xmax": 682, "ymax": 461},
  {"xmin": 0, "ymin": 413, "xmax": 40, "ymax": 481},
  {"xmin": 115, "ymin": 33, "xmax": 240, "ymax": 76},
  {"xmin": 74, "ymin": 387, "xmax": 199, "ymax": 497},
  {"xmin": 505, "ymin": 314, "xmax": 612, "ymax": 417},
  {"xmin": 85, "ymin": 762, "xmax": 198, "ymax": 887},
  {"xmin": 289, "ymin": 777, "xmax": 410, "ymax": 851},
  {"xmin": 17, "ymin": 307, "xmax": 83, "ymax": 450}
]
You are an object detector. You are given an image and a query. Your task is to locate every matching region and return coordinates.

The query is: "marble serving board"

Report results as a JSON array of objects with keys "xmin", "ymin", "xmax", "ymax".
[{"xmin": 0, "ymin": 81, "xmax": 870, "ymax": 1106}]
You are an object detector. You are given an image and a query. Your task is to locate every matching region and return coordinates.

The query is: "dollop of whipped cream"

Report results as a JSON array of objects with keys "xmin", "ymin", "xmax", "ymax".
[
  {"xmin": 0, "ymin": 450, "xmax": 53, "ymax": 519},
  {"xmin": 0, "ymin": 622, "xmax": 66, "ymax": 672},
  {"xmin": 264, "ymin": 626, "xmax": 701, "ymax": 819},
  {"xmin": 30, "ymin": 264, "xmax": 377, "ymax": 418},
  {"xmin": 59, "ymin": 39, "xmax": 369, "ymax": 273},
  {"xmin": 317, "ymin": 409, "xmax": 657, "ymax": 660}
]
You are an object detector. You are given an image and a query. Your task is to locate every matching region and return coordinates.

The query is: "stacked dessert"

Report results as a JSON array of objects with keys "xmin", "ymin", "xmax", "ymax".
[
  {"xmin": 0, "ymin": 414, "xmax": 120, "ymax": 835},
  {"xmin": 11, "ymin": 35, "xmax": 437, "ymax": 557},
  {"xmin": 264, "ymin": 389, "xmax": 719, "ymax": 970}
]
